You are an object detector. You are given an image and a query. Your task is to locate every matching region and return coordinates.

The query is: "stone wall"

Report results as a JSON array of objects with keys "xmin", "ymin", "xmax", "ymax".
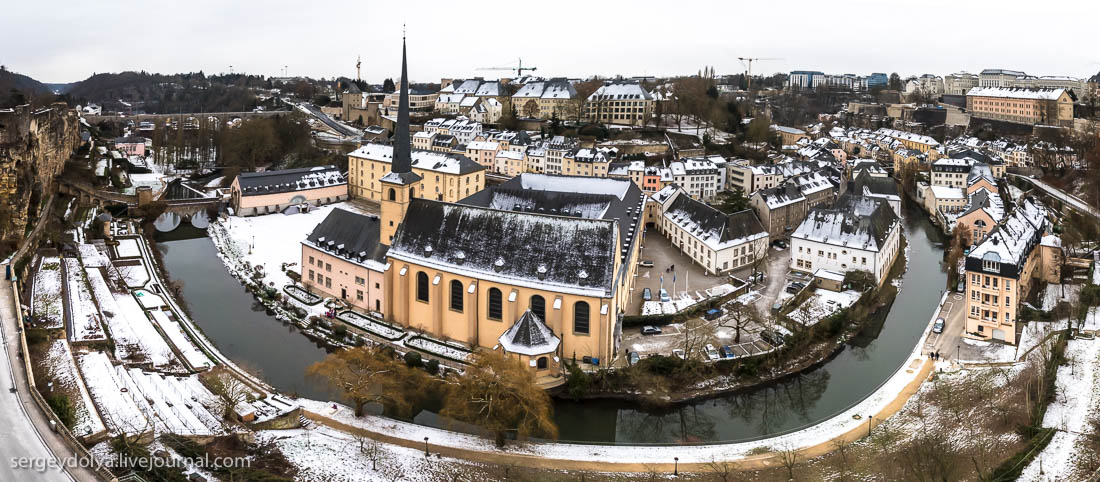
[{"xmin": 0, "ymin": 103, "xmax": 80, "ymax": 246}]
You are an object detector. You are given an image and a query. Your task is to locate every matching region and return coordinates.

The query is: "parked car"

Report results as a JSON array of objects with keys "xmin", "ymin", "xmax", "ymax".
[
  {"xmin": 771, "ymin": 240, "xmax": 788, "ymax": 249},
  {"xmin": 642, "ymin": 288, "xmax": 653, "ymax": 301},
  {"xmin": 933, "ymin": 317, "xmax": 945, "ymax": 334},
  {"xmin": 641, "ymin": 325, "xmax": 662, "ymax": 336},
  {"xmin": 639, "ymin": 260, "xmax": 654, "ymax": 268},
  {"xmin": 704, "ymin": 344, "xmax": 720, "ymax": 361},
  {"xmin": 720, "ymin": 345, "xmax": 735, "ymax": 359},
  {"xmin": 659, "ymin": 288, "xmax": 671, "ymax": 302},
  {"xmin": 628, "ymin": 351, "xmax": 641, "ymax": 366},
  {"xmin": 704, "ymin": 308, "xmax": 723, "ymax": 320},
  {"xmin": 761, "ymin": 329, "xmax": 786, "ymax": 347},
  {"xmin": 672, "ymin": 349, "xmax": 685, "ymax": 360}
]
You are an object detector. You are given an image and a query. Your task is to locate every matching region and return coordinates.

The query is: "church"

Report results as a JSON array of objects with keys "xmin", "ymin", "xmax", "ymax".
[{"xmin": 376, "ymin": 37, "xmax": 643, "ymax": 386}]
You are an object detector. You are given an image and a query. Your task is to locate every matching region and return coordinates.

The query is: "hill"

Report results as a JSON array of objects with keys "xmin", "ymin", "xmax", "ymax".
[
  {"xmin": 0, "ymin": 66, "xmax": 51, "ymax": 107},
  {"xmin": 65, "ymin": 71, "xmax": 272, "ymax": 114}
]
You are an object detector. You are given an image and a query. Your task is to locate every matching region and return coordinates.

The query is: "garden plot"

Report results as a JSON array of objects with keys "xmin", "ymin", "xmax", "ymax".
[
  {"xmin": 133, "ymin": 289, "xmax": 167, "ymax": 309},
  {"xmin": 117, "ymin": 367, "xmax": 222, "ymax": 437},
  {"xmin": 64, "ymin": 258, "xmax": 106, "ymax": 343},
  {"xmin": 32, "ymin": 257, "xmax": 64, "ymax": 329},
  {"xmin": 337, "ymin": 311, "xmax": 405, "ymax": 341},
  {"xmin": 77, "ymin": 352, "xmax": 150, "ymax": 436},
  {"xmin": 148, "ymin": 309, "xmax": 211, "ymax": 371},
  {"xmin": 404, "ymin": 335, "xmax": 472, "ymax": 362},
  {"xmin": 85, "ymin": 268, "xmax": 177, "ymax": 368},
  {"xmin": 42, "ymin": 340, "xmax": 105, "ymax": 438},
  {"xmin": 1039, "ymin": 283, "xmax": 1082, "ymax": 311},
  {"xmin": 114, "ymin": 260, "xmax": 149, "ymax": 288},
  {"xmin": 115, "ymin": 238, "xmax": 142, "ymax": 258},
  {"xmin": 78, "ymin": 243, "xmax": 110, "ymax": 268}
]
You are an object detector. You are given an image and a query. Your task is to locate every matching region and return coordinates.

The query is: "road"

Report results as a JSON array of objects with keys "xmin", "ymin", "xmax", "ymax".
[
  {"xmin": 0, "ymin": 273, "xmax": 87, "ymax": 481},
  {"xmin": 293, "ymin": 101, "xmax": 362, "ymax": 138},
  {"xmin": 1011, "ymin": 174, "xmax": 1100, "ymax": 221}
]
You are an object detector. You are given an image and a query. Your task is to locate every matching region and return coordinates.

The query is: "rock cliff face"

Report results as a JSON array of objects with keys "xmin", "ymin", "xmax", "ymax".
[{"xmin": 0, "ymin": 103, "xmax": 80, "ymax": 246}]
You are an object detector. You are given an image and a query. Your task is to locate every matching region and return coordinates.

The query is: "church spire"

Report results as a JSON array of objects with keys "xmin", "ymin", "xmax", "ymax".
[{"xmin": 392, "ymin": 28, "xmax": 412, "ymax": 174}]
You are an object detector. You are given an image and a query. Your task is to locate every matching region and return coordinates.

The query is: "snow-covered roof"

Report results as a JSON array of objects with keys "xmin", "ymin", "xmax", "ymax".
[
  {"xmin": 792, "ymin": 194, "xmax": 898, "ymax": 253},
  {"xmin": 930, "ymin": 185, "xmax": 966, "ymax": 200},
  {"xmin": 498, "ymin": 310, "xmax": 560, "ymax": 356},
  {"xmin": 966, "ymin": 198, "xmax": 1051, "ymax": 277},
  {"xmin": 236, "ymin": 166, "xmax": 346, "ymax": 196},
  {"xmin": 587, "ymin": 82, "xmax": 653, "ymax": 101},
  {"xmin": 350, "ymin": 143, "xmax": 485, "ymax": 175},
  {"xmin": 966, "ymin": 86, "xmax": 1067, "ymax": 100},
  {"xmin": 664, "ymin": 189, "xmax": 767, "ymax": 252}
]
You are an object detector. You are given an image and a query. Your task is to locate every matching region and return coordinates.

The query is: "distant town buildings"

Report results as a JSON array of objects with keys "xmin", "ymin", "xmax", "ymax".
[{"xmin": 966, "ymin": 87, "xmax": 1074, "ymax": 127}]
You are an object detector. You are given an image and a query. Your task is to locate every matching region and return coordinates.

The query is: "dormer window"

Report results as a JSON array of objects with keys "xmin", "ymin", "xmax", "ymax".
[{"xmin": 982, "ymin": 252, "xmax": 1000, "ymax": 273}]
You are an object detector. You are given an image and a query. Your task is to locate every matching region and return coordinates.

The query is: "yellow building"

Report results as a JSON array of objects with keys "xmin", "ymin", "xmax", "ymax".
[
  {"xmin": 585, "ymin": 82, "xmax": 655, "ymax": 126},
  {"xmin": 562, "ymin": 148, "xmax": 612, "ymax": 177},
  {"xmin": 966, "ymin": 87, "xmax": 1074, "ymax": 127},
  {"xmin": 347, "ymin": 143, "xmax": 486, "ymax": 203},
  {"xmin": 963, "ymin": 199, "xmax": 1060, "ymax": 345},
  {"xmin": 383, "ymin": 174, "xmax": 645, "ymax": 385},
  {"xmin": 511, "ymin": 78, "xmax": 577, "ymax": 119}
]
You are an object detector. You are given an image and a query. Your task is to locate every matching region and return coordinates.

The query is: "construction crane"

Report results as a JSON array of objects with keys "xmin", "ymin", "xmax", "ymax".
[
  {"xmin": 737, "ymin": 57, "xmax": 782, "ymax": 92},
  {"xmin": 477, "ymin": 58, "xmax": 538, "ymax": 77}
]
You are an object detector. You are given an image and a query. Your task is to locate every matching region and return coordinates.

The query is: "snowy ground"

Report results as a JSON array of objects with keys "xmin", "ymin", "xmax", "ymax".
[
  {"xmin": 1019, "ymin": 337, "xmax": 1100, "ymax": 481},
  {"xmin": 85, "ymin": 267, "xmax": 177, "ymax": 368},
  {"xmin": 1040, "ymin": 284, "xmax": 1082, "ymax": 311},
  {"xmin": 42, "ymin": 340, "xmax": 105, "ymax": 438},
  {"xmin": 959, "ymin": 321, "xmax": 1057, "ymax": 364},
  {"xmin": 115, "ymin": 238, "xmax": 142, "ymax": 258},
  {"xmin": 640, "ymin": 283, "xmax": 740, "ymax": 315},
  {"xmin": 31, "ymin": 257, "xmax": 64, "ymax": 329},
  {"xmin": 259, "ymin": 425, "xmax": 487, "ymax": 482},
  {"xmin": 786, "ymin": 289, "xmax": 862, "ymax": 327},
  {"xmin": 77, "ymin": 351, "xmax": 150, "ymax": 436},
  {"xmin": 213, "ymin": 202, "xmax": 374, "ymax": 292},
  {"xmin": 64, "ymin": 258, "xmax": 106, "ymax": 343}
]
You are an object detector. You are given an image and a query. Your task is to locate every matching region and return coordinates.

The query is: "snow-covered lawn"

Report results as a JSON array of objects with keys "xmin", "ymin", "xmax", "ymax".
[
  {"xmin": 148, "ymin": 309, "xmax": 212, "ymax": 371},
  {"xmin": 214, "ymin": 202, "xmax": 374, "ymax": 291},
  {"xmin": 116, "ymin": 367, "xmax": 222, "ymax": 437},
  {"xmin": 786, "ymin": 289, "xmax": 862, "ymax": 327},
  {"xmin": 338, "ymin": 311, "xmax": 404, "ymax": 341},
  {"xmin": 115, "ymin": 238, "xmax": 142, "ymax": 258},
  {"xmin": 77, "ymin": 352, "xmax": 150, "ymax": 436},
  {"xmin": 959, "ymin": 321, "xmax": 1057, "ymax": 364},
  {"xmin": 1039, "ymin": 284, "xmax": 1082, "ymax": 311},
  {"xmin": 1019, "ymin": 338, "xmax": 1100, "ymax": 481},
  {"xmin": 115, "ymin": 262, "xmax": 150, "ymax": 288},
  {"xmin": 85, "ymin": 268, "xmax": 176, "ymax": 368},
  {"xmin": 43, "ymin": 340, "xmax": 105, "ymax": 438},
  {"xmin": 63, "ymin": 258, "xmax": 105, "ymax": 343},
  {"xmin": 404, "ymin": 336, "xmax": 471, "ymax": 362},
  {"xmin": 260, "ymin": 425, "xmax": 482, "ymax": 482},
  {"xmin": 32, "ymin": 257, "xmax": 64, "ymax": 329}
]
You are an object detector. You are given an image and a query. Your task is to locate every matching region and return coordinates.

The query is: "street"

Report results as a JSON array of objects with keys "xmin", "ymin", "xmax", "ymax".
[{"xmin": 0, "ymin": 273, "xmax": 84, "ymax": 481}]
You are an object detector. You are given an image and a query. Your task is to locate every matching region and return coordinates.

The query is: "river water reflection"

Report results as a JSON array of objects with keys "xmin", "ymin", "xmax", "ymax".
[{"xmin": 156, "ymin": 200, "xmax": 945, "ymax": 443}]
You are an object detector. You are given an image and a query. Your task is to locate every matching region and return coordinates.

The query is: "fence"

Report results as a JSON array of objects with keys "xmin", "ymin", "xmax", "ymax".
[{"xmin": 8, "ymin": 275, "xmax": 118, "ymax": 481}]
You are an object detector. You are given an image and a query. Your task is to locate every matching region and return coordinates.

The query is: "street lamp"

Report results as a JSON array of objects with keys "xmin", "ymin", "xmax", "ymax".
[
  {"xmin": 674, "ymin": 456, "xmax": 679, "ymax": 476},
  {"xmin": 424, "ymin": 436, "xmax": 429, "ymax": 457},
  {"xmin": 956, "ymin": 344, "xmax": 960, "ymax": 361},
  {"xmin": 868, "ymin": 415, "xmax": 873, "ymax": 437}
]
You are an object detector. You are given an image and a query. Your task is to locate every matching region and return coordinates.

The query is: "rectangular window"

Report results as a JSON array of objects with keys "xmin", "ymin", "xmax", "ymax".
[
  {"xmin": 308, "ymin": 270, "xmax": 314, "ymax": 281},
  {"xmin": 325, "ymin": 277, "xmax": 331, "ymax": 288},
  {"xmin": 326, "ymin": 263, "xmax": 332, "ymax": 272},
  {"xmin": 356, "ymin": 290, "xmax": 364, "ymax": 301},
  {"xmin": 309, "ymin": 256, "xmax": 315, "ymax": 265}
]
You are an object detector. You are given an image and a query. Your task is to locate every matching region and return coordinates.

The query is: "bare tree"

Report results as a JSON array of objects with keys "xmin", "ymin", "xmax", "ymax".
[
  {"xmin": 720, "ymin": 302, "xmax": 760, "ymax": 343},
  {"xmin": 777, "ymin": 442, "xmax": 801, "ymax": 480},
  {"xmin": 706, "ymin": 457, "xmax": 737, "ymax": 481},
  {"xmin": 202, "ymin": 368, "xmax": 253, "ymax": 421},
  {"xmin": 679, "ymin": 316, "xmax": 717, "ymax": 359}
]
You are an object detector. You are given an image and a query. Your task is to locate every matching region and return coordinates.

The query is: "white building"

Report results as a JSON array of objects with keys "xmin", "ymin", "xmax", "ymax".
[
  {"xmin": 652, "ymin": 185, "xmax": 769, "ymax": 275},
  {"xmin": 790, "ymin": 194, "xmax": 901, "ymax": 284},
  {"xmin": 669, "ymin": 157, "xmax": 720, "ymax": 200}
]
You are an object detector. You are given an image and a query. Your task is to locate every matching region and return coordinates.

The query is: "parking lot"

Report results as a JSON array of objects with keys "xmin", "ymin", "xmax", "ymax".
[{"xmin": 626, "ymin": 231, "xmax": 729, "ymax": 315}]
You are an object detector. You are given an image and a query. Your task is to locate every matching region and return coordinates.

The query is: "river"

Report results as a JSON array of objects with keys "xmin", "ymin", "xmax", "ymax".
[{"xmin": 155, "ymin": 199, "xmax": 946, "ymax": 444}]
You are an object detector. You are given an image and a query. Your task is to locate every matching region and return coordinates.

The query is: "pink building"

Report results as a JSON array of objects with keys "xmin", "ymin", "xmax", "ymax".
[
  {"xmin": 231, "ymin": 165, "xmax": 348, "ymax": 216},
  {"xmin": 300, "ymin": 208, "xmax": 388, "ymax": 315},
  {"xmin": 112, "ymin": 136, "xmax": 146, "ymax": 157}
]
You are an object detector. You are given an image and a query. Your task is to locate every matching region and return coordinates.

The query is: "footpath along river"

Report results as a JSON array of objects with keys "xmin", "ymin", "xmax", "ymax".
[{"xmin": 156, "ymin": 200, "xmax": 946, "ymax": 444}]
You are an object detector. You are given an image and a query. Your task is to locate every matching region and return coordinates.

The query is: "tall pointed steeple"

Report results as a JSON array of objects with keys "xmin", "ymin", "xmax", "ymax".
[{"xmin": 392, "ymin": 30, "xmax": 413, "ymax": 174}]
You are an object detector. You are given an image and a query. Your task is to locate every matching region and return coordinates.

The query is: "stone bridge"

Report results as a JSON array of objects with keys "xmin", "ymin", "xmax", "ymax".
[
  {"xmin": 84, "ymin": 110, "xmax": 289, "ymax": 126},
  {"xmin": 58, "ymin": 179, "xmax": 139, "ymax": 207}
]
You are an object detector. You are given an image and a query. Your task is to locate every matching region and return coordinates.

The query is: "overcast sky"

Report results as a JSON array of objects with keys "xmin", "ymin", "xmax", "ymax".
[{"xmin": 4, "ymin": 0, "xmax": 1099, "ymax": 85}]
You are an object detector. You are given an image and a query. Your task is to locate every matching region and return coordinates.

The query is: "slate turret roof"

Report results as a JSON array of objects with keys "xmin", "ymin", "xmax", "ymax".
[{"xmin": 498, "ymin": 309, "xmax": 560, "ymax": 356}]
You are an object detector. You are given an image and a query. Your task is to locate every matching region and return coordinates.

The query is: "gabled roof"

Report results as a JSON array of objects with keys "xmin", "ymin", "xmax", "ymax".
[
  {"xmin": 851, "ymin": 170, "xmax": 898, "ymax": 198},
  {"xmin": 792, "ymin": 194, "xmax": 899, "ymax": 252},
  {"xmin": 499, "ymin": 309, "xmax": 560, "ymax": 356},
  {"xmin": 664, "ymin": 190, "xmax": 767, "ymax": 251},
  {"xmin": 236, "ymin": 166, "xmax": 346, "ymax": 196},
  {"xmin": 388, "ymin": 199, "xmax": 619, "ymax": 297},
  {"xmin": 304, "ymin": 208, "xmax": 389, "ymax": 268}
]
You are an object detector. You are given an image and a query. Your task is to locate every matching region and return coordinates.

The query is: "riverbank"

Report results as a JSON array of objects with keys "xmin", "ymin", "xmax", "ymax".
[{"xmin": 561, "ymin": 234, "xmax": 911, "ymax": 407}]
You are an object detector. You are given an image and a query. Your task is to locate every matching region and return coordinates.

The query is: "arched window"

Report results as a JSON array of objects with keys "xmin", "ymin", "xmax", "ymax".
[
  {"xmin": 450, "ymin": 280, "xmax": 463, "ymax": 312},
  {"xmin": 388, "ymin": 188, "xmax": 396, "ymax": 201},
  {"xmin": 574, "ymin": 301, "xmax": 590, "ymax": 334},
  {"xmin": 487, "ymin": 288, "xmax": 503, "ymax": 320},
  {"xmin": 416, "ymin": 272, "xmax": 429, "ymax": 302},
  {"xmin": 530, "ymin": 295, "xmax": 546, "ymax": 321},
  {"xmin": 537, "ymin": 357, "xmax": 548, "ymax": 369}
]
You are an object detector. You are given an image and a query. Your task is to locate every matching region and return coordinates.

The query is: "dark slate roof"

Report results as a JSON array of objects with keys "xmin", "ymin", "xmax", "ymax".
[
  {"xmin": 850, "ymin": 170, "xmax": 899, "ymax": 197},
  {"xmin": 304, "ymin": 208, "xmax": 389, "ymax": 265},
  {"xmin": 112, "ymin": 136, "xmax": 145, "ymax": 144},
  {"xmin": 388, "ymin": 199, "xmax": 619, "ymax": 296},
  {"xmin": 392, "ymin": 37, "xmax": 413, "ymax": 174},
  {"xmin": 793, "ymin": 194, "xmax": 899, "ymax": 251},
  {"xmin": 236, "ymin": 165, "xmax": 346, "ymax": 196},
  {"xmin": 459, "ymin": 173, "xmax": 646, "ymax": 267},
  {"xmin": 665, "ymin": 193, "xmax": 767, "ymax": 246},
  {"xmin": 499, "ymin": 309, "xmax": 559, "ymax": 355}
]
